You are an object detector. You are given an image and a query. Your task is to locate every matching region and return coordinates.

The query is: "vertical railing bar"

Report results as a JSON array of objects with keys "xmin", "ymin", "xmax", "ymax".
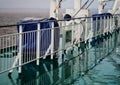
[
  {"xmin": 34, "ymin": 31, "xmax": 36, "ymax": 61},
  {"xmin": 84, "ymin": 18, "xmax": 87, "ymax": 71},
  {"xmin": 41, "ymin": 30, "xmax": 43, "ymax": 58},
  {"xmin": 25, "ymin": 33, "xmax": 27, "ymax": 63},
  {"xmin": 26, "ymin": 33, "xmax": 28, "ymax": 64},
  {"xmin": 0, "ymin": 37, "xmax": 2, "ymax": 72},
  {"xmin": 62, "ymin": 21, "xmax": 66, "ymax": 55},
  {"xmin": 72, "ymin": 20, "xmax": 75, "ymax": 44},
  {"xmin": 8, "ymin": 35, "xmax": 10, "ymax": 69},
  {"xmin": 11, "ymin": 34, "xmax": 17, "ymax": 66},
  {"xmin": 37, "ymin": 23, "xmax": 40, "ymax": 65},
  {"xmin": 111, "ymin": 16, "xmax": 113, "ymax": 51},
  {"xmin": 4, "ymin": 36, "xmax": 7, "ymax": 70},
  {"xmin": 28, "ymin": 32, "xmax": 30, "ymax": 62},
  {"xmin": 7, "ymin": 36, "xmax": 9, "ymax": 69},
  {"xmin": 5, "ymin": 36, "xmax": 7, "ymax": 70},
  {"xmin": 94, "ymin": 17, "xmax": 98, "ymax": 64},
  {"xmin": 1, "ymin": 37, "xmax": 4, "ymax": 71},
  {"xmin": 31, "ymin": 32, "xmax": 32, "ymax": 62},
  {"xmin": 32, "ymin": 31, "xmax": 36, "ymax": 59},
  {"xmin": 46, "ymin": 29, "xmax": 47, "ymax": 57},
  {"xmin": 18, "ymin": 25, "xmax": 22, "ymax": 73},
  {"xmin": 60, "ymin": 21, "xmax": 66, "ymax": 82},
  {"xmin": 108, "ymin": 16, "xmax": 110, "ymax": 53},
  {"xmin": 107, "ymin": 16, "xmax": 109, "ymax": 54},
  {"xmin": 30, "ymin": 32, "xmax": 32, "ymax": 61},
  {"xmin": 2, "ymin": 37, "xmax": 4, "ymax": 71},
  {"xmin": 100, "ymin": 16, "xmax": 102, "ymax": 35},
  {"xmin": 51, "ymin": 22, "xmax": 54, "ymax": 59},
  {"xmin": 29, "ymin": 32, "xmax": 32, "ymax": 62},
  {"xmin": 4, "ymin": 36, "xmax": 6, "ymax": 70},
  {"xmin": 110, "ymin": 16, "xmax": 112, "ymax": 51},
  {"xmin": 90, "ymin": 17, "xmax": 93, "ymax": 48},
  {"xmin": 11, "ymin": 35, "xmax": 12, "ymax": 68},
  {"xmin": 103, "ymin": 16, "xmax": 106, "ymax": 55},
  {"xmin": 96, "ymin": 17, "xmax": 98, "ymax": 37},
  {"xmin": 100, "ymin": 17, "xmax": 102, "ymax": 58},
  {"xmin": 91, "ymin": 17, "xmax": 93, "ymax": 38},
  {"xmin": 23, "ymin": 33, "xmax": 25, "ymax": 64},
  {"xmin": 102, "ymin": 16, "xmax": 104, "ymax": 57},
  {"xmin": 111, "ymin": 16, "xmax": 113, "ymax": 31},
  {"xmin": 2, "ymin": 37, "xmax": 3, "ymax": 71},
  {"xmin": 29, "ymin": 33, "xmax": 31, "ymax": 62},
  {"xmin": 31, "ymin": 32, "xmax": 33, "ymax": 61},
  {"xmin": 85, "ymin": 18, "xmax": 88, "ymax": 41},
  {"xmin": 6, "ymin": 36, "xmax": 8, "ymax": 69}
]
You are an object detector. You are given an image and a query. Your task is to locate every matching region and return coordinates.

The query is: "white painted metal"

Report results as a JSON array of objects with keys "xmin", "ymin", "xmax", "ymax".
[
  {"xmin": 112, "ymin": 0, "xmax": 120, "ymax": 10},
  {"xmin": 18, "ymin": 25, "xmax": 22, "ymax": 73},
  {"xmin": 98, "ymin": 0, "xmax": 113, "ymax": 14},
  {"xmin": 50, "ymin": 0, "xmax": 57, "ymax": 19},
  {"xmin": 51, "ymin": 22, "xmax": 54, "ymax": 59},
  {"xmin": 74, "ymin": 0, "xmax": 81, "ymax": 11},
  {"xmin": 56, "ymin": 0, "xmax": 60, "ymax": 19},
  {"xmin": 98, "ymin": 0, "xmax": 105, "ymax": 14},
  {"xmin": 36, "ymin": 23, "xmax": 40, "ymax": 65},
  {"xmin": 43, "ymin": 45, "xmax": 51, "ymax": 59}
]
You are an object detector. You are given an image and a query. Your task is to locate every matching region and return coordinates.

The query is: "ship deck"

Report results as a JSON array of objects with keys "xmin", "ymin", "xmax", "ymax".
[{"xmin": 0, "ymin": 44, "xmax": 120, "ymax": 85}]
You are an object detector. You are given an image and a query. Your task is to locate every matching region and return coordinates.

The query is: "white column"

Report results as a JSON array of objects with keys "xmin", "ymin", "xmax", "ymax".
[
  {"xmin": 56, "ymin": 0, "xmax": 60, "ymax": 19},
  {"xmin": 112, "ymin": 0, "xmax": 120, "ymax": 11},
  {"xmin": 50, "ymin": 0, "xmax": 57, "ymax": 18},
  {"xmin": 18, "ymin": 25, "xmax": 22, "ymax": 73},
  {"xmin": 36, "ymin": 23, "xmax": 40, "ymax": 65},
  {"xmin": 74, "ymin": 0, "xmax": 81, "ymax": 11},
  {"xmin": 51, "ymin": 22, "xmax": 54, "ymax": 59},
  {"xmin": 98, "ymin": 0, "xmax": 104, "ymax": 14}
]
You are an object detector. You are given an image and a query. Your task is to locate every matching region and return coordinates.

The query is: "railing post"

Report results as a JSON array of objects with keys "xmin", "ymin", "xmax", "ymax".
[
  {"xmin": 103, "ymin": 16, "xmax": 106, "ymax": 55},
  {"xmin": 96, "ymin": 17, "xmax": 98, "ymax": 36},
  {"xmin": 85, "ymin": 18, "xmax": 88, "ymax": 71},
  {"xmin": 18, "ymin": 25, "xmax": 22, "ymax": 74},
  {"xmin": 36, "ymin": 23, "xmax": 40, "ymax": 65},
  {"xmin": 57, "ymin": 20, "xmax": 66, "ymax": 84},
  {"xmin": 59, "ymin": 21, "xmax": 63, "ymax": 58},
  {"xmin": 72, "ymin": 20, "xmax": 75, "ymax": 44},
  {"xmin": 51, "ymin": 22, "xmax": 54, "ymax": 59},
  {"xmin": 110, "ymin": 16, "xmax": 112, "ymax": 50},
  {"xmin": 107, "ymin": 16, "xmax": 109, "ymax": 53},
  {"xmin": 85, "ymin": 18, "xmax": 88, "ymax": 41},
  {"xmin": 90, "ymin": 17, "xmax": 93, "ymax": 47}
]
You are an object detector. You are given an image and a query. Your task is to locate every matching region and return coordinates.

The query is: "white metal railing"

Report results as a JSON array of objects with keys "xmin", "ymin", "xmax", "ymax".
[{"xmin": 0, "ymin": 14, "xmax": 120, "ymax": 76}]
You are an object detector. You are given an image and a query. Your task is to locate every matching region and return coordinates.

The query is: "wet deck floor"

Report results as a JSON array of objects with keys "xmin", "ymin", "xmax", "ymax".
[
  {"xmin": 0, "ymin": 48, "xmax": 120, "ymax": 85},
  {"xmin": 74, "ymin": 49, "xmax": 120, "ymax": 85}
]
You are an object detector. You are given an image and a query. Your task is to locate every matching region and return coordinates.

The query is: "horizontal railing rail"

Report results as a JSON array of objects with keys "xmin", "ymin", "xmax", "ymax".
[{"xmin": 0, "ymin": 14, "xmax": 120, "ymax": 28}]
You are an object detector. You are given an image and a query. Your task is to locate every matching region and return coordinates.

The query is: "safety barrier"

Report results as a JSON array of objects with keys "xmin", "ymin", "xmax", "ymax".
[{"xmin": 0, "ymin": 14, "xmax": 120, "ymax": 83}]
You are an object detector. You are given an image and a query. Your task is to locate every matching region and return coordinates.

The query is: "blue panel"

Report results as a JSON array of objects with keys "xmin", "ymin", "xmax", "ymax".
[
  {"xmin": 17, "ymin": 18, "xmax": 59, "ymax": 56},
  {"xmin": 91, "ymin": 13, "xmax": 112, "ymax": 47}
]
